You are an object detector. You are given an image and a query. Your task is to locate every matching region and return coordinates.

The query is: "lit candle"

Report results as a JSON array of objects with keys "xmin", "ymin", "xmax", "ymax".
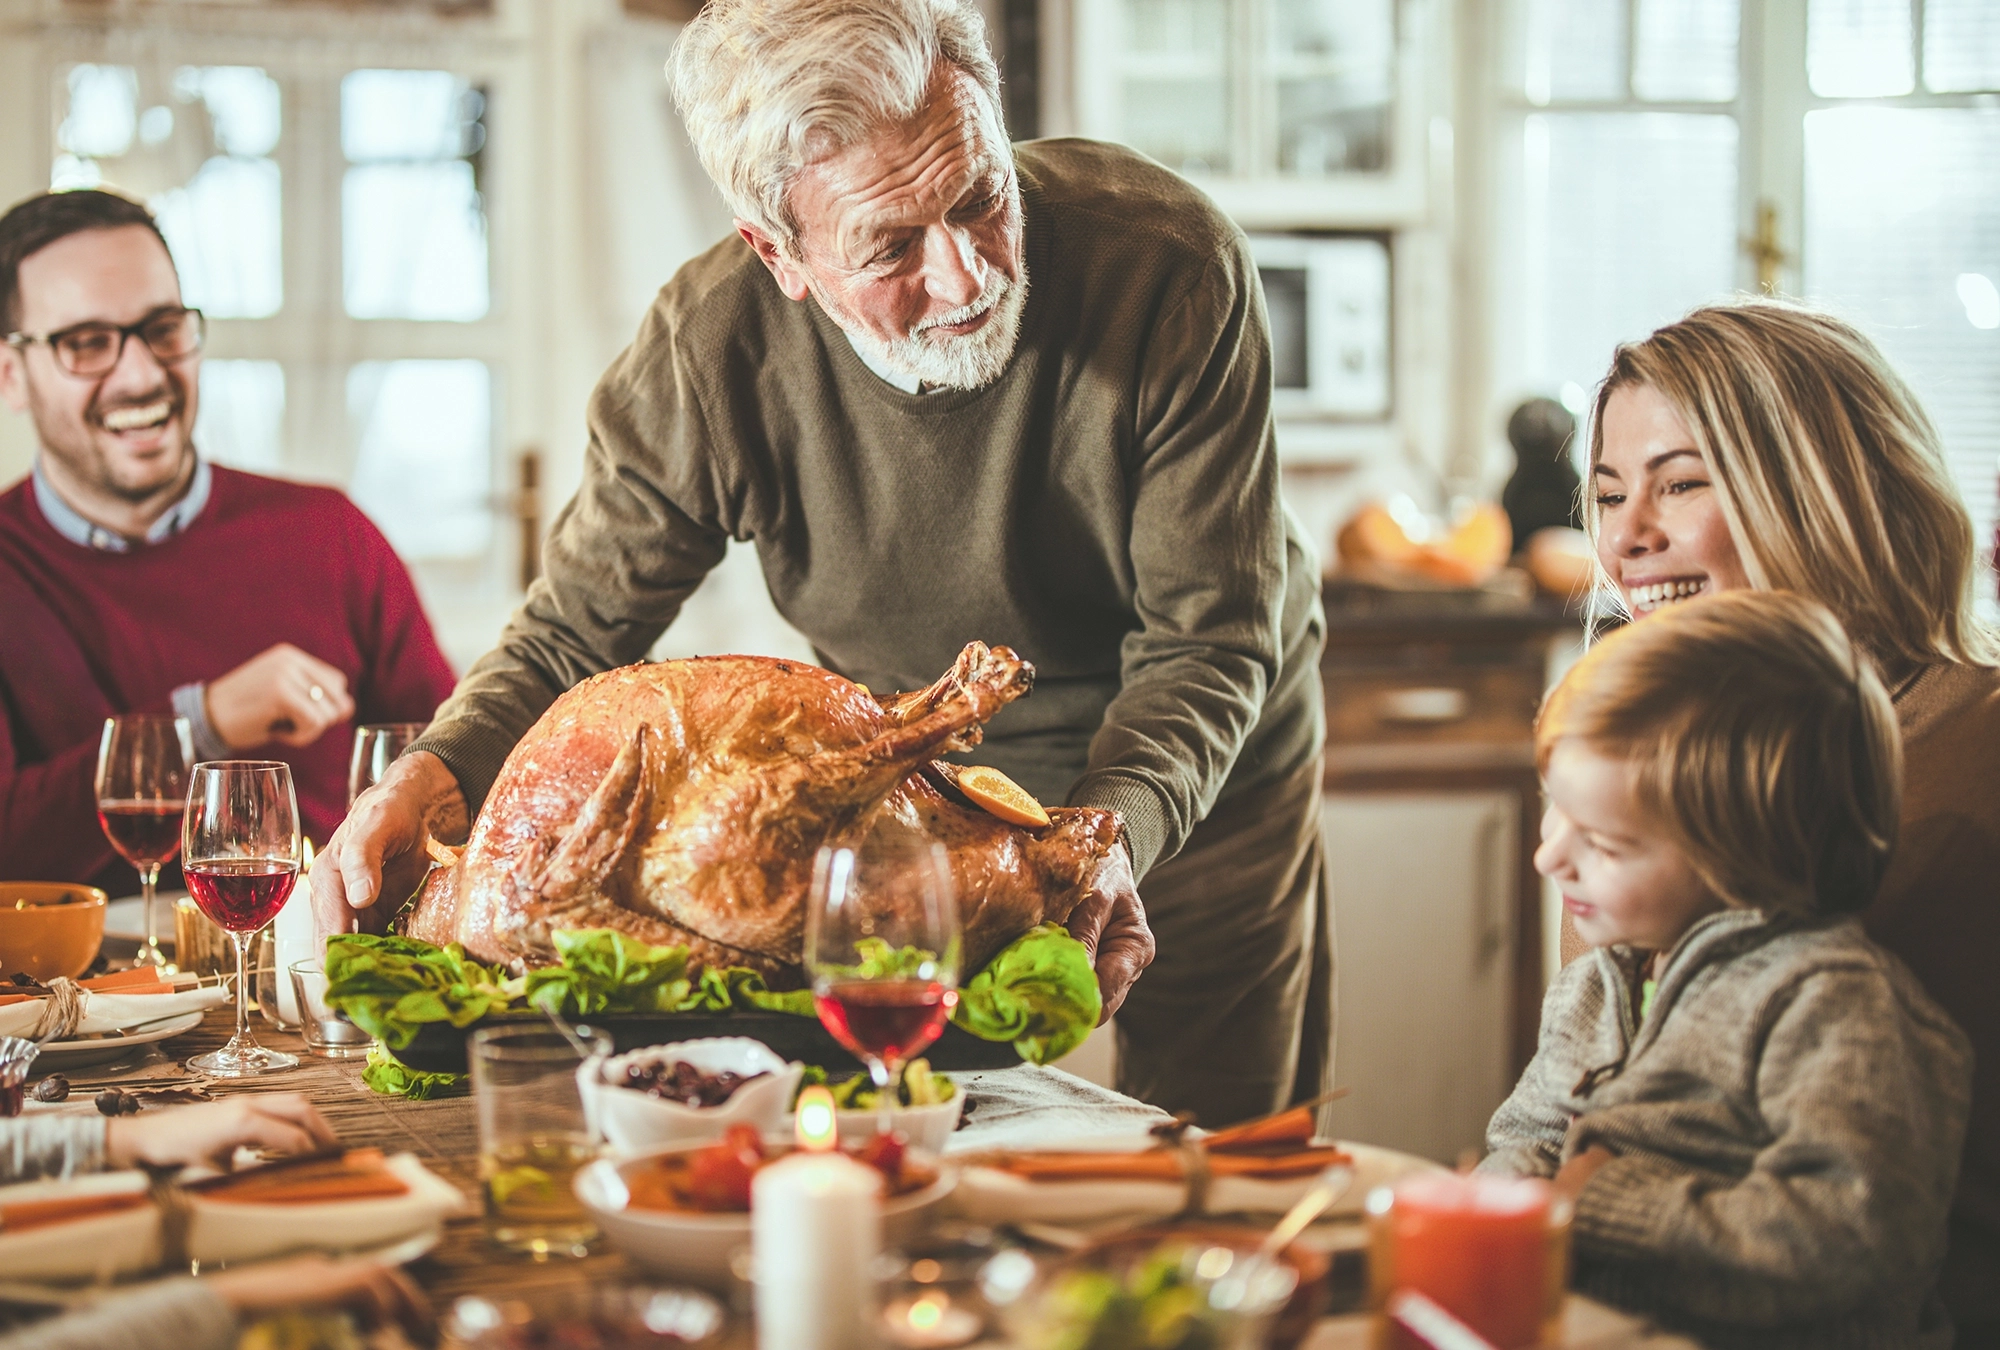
[
  {"xmin": 752, "ymin": 1143, "xmax": 882, "ymax": 1350},
  {"xmin": 883, "ymin": 1291, "xmax": 982, "ymax": 1349},
  {"xmin": 796, "ymin": 1084, "xmax": 837, "ymax": 1151},
  {"xmin": 1369, "ymin": 1172, "xmax": 1566, "ymax": 1350}
]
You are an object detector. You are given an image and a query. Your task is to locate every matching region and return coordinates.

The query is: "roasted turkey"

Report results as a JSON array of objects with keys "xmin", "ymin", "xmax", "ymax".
[{"xmin": 406, "ymin": 642, "xmax": 1125, "ymax": 983}]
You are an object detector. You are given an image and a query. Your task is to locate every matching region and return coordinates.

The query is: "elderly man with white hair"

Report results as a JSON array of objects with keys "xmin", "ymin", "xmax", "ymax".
[{"xmin": 318, "ymin": 0, "xmax": 1328, "ymax": 1125}]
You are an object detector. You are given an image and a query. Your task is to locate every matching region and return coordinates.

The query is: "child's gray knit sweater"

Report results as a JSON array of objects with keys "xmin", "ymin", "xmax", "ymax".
[{"xmin": 1482, "ymin": 909, "xmax": 1972, "ymax": 1350}]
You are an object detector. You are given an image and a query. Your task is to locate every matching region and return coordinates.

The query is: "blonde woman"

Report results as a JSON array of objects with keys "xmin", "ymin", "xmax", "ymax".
[{"xmin": 1585, "ymin": 298, "xmax": 1999, "ymax": 1345}]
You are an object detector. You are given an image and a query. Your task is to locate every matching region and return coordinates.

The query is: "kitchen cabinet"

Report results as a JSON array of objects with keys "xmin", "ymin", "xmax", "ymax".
[
  {"xmin": 1320, "ymin": 789, "xmax": 1516, "ymax": 1165},
  {"xmin": 1316, "ymin": 587, "xmax": 1580, "ymax": 1163}
]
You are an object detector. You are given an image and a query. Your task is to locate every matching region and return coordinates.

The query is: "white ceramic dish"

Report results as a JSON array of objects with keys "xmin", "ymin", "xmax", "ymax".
[
  {"xmin": 951, "ymin": 1139, "xmax": 1440, "ymax": 1228},
  {"xmin": 796, "ymin": 1096, "xmax": 964, "ymax": 1153},
  {"xmin": 33, "ymin": 1010, "xmax": 206, "ymax": 1069},
  {"xmin": 0, "ymin": 1153, "xmax": 467, "ymax": 1281},
  {"xmin": 103, "ymin": 894, "xmax": 188, "ymax": 943},
  {"xmin": 581, "ymin": 1038, "xmax": 803, "ymax": 1155},
  {"xmin": 574, "ymin": 1143, "xmax": 956, "ymax": 1285}
]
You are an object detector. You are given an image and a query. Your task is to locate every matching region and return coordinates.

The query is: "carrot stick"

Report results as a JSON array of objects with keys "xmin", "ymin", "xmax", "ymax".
[{"xmin": 0, "ymin": 1192, "xmax": 151, "ymax": 1233}]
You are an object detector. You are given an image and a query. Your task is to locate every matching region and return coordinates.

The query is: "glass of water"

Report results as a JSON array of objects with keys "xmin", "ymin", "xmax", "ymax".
[{"xmin": 470, "ymin": 1023, "xmax": 611, "ymax": 1257}]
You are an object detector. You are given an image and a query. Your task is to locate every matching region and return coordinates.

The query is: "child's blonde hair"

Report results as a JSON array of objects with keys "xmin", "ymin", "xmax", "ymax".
[
  {"xmin": 1584, "ymin": 298, "xmax": 1997, "ymax": 670},
  {"xmin": 1537, "ymin": 590, "xmax": 1902, "ymax": 917}
]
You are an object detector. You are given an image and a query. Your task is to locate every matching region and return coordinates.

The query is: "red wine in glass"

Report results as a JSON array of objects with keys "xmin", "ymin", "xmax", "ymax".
[
  {"xmin": 184, "ymin": 859, "xmax": 297, "ymax": 932},
  {"xmin": 815, "ymin": 980, "xmax": 952, "ymax": 1068},
  {"xmin": 804, "ymin": 819, "xmax": 961, "ymax": 1126},
  {"xmin": 183, "ymin": 761, "xmax": 300, "ymax": 1078},
  {"xmin": 95, "ymin": 716, "xmax": 193, "ymax": 970},
  {"xmin": 97, "ymin": 800, "xmax": 184, "ymax": 869}
]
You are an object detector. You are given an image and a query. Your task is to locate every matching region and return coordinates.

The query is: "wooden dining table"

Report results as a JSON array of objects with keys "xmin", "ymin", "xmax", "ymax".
[{"xmin": 19, "ymin": 1006, "xmax": 1700, "ymax": 1349}]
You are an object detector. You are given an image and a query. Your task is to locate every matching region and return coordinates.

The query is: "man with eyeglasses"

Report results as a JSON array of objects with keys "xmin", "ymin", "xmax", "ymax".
[{"xmin": 0, "ymin": 188, "xmax": 455, "ymax": 891}]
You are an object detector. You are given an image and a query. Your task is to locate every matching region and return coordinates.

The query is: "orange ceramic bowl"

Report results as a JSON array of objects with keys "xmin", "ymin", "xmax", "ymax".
[{"xmin": 0, "ymin": 884, "xmax": 108, "ymax": 981}]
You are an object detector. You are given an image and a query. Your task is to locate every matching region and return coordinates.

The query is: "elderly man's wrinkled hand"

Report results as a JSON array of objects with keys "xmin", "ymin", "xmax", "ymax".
[
  {"xmin": 1063, "ymin": 844, "xmax": 1156, "ymax": 1024},
  {"xmin": 313, "ymin": 750, "xmax": 464, "ymax": 942}
]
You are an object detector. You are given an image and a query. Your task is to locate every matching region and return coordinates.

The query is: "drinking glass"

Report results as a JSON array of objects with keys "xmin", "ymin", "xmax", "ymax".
[
  {"xmin": 470, "ymin": 1023, "xmax": 611, "ymax": 1257},
  {"xmin": 95, "ymin": 715, "xmax": 194, "ymax": 971},
  {"xmin": 804, "ymin": 814, "xmax": 961, "ymax": 1129},
  {"xmin": 182, "ymin": 762, "xmax": 300, "ymax": 1076},
  {"xmin": 347, "ymin": 722, "xmax": 427, "ymax": 804},
  {"xmin": 289, "ymin": 960, "xmax": 372, "ymax": 1057}
]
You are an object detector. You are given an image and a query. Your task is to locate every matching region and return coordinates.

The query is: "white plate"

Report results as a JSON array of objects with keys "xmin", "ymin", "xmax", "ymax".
[
  {"xmin": 104, "ymin": 893, "xmax": 187, "ymax": 942},
  {"xmin": 34, "ymin": 1010, "xmax": 206, "ymax": 1068}
]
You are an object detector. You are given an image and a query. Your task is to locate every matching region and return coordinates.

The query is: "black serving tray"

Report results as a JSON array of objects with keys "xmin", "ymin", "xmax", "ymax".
[{"xmin": 389, "ymin": 1009, "xmax": 1024, "ymax": 1077}]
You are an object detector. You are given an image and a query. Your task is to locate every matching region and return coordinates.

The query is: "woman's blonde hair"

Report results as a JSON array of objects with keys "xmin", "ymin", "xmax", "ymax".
[
  {"xmin": 1586, "ymin": 298, "xmax": 1997, "ymax": 670},
  {"xmin": 1537, "ymin": 590, "xmax": 1902, "ymax": 918}
]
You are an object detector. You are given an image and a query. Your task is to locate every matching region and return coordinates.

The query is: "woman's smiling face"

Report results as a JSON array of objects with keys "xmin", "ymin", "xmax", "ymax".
[{"xmin": 1593, "ymin": 382, "xmax": 1754, "ymax": 615}]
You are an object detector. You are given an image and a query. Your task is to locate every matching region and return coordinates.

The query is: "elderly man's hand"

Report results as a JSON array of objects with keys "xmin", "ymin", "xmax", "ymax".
[
  {"xmin": 312, "ymin": 750, "xmax": 467, "ymax": 941},
  {"xmin": 1063, "ymin": 843, "xmax": 1156, "ymax": 1023}
]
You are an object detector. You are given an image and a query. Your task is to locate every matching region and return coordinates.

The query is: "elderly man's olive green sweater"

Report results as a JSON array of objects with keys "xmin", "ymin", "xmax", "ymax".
[
  {"xmin": 1483, "ymin": 909, "xmax": 1973, "ymax": 1350},
  {"xmin": 414, "ymin": 139, "xmax": 1324, "ymax": 878}
]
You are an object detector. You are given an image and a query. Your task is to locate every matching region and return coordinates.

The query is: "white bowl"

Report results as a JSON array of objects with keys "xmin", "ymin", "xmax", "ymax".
[
  {"xmin": 574, "ymin": 1143, "xmax": 957, "ymax": 1285},
  {"xmin": 580, "ymin": 1039, "xmax": 803, "ymax": 1155},
  {"xmin": 799, "ymin": 1097, "xmax": 964, "ymax": 1154}
]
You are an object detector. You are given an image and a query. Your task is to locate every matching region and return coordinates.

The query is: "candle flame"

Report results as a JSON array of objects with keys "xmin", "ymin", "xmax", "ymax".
[
  {"xmin": 301, "ymin": 839, "xmax": 316, "ymax": 874},
  {"xmin": 796, "ymin": 1084, "xmax": 837, "ymax": 1152},
  {"xmin": 907, "ymin": 1294, "xmax": 947, "ymax": 1332}
]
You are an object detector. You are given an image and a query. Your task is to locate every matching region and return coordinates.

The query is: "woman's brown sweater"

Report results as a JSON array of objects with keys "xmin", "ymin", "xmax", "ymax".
[{"xmin": 1869, "ymin": 661, "xmax": 2000, "ymax": 1327}]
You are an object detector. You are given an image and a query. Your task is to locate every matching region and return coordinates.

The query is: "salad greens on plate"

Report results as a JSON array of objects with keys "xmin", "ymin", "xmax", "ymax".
[{"xmin": 323, "ymin": 921, "xmax": 1100, "ymax": 1097}]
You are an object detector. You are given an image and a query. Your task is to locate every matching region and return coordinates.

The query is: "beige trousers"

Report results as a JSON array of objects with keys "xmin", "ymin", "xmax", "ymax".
[{"xmin": 1113, "ymin": 759, "xmax": 1334, "ymax": 1128}]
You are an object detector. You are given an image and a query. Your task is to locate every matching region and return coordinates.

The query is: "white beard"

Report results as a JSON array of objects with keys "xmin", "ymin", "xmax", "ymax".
[{"xmin": 826, "ymin": 261, "xmax": 1029, "ymax": 392}]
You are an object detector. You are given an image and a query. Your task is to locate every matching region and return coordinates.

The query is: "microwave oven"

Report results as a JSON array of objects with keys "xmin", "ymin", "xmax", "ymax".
[{"xmin": 1247, "ymin": 233, "xmax": 1391, "ymax": 421}]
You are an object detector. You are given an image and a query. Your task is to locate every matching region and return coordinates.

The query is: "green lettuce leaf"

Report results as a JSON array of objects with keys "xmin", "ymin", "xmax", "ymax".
[
  {"xmin": 950, "ymin": 923, "xmax": 1101, "ymax": 1064},
  {"xmin": 323, "ymin": 934, "xmax": 519, "ymax": 1050},
  {"xmin": 522, "ymin": 929, "xmax": 694, "ymax": 1016},
  {"xmin": 362, "ymin": 1042, "xmax": 467, "ymax": 1099}
]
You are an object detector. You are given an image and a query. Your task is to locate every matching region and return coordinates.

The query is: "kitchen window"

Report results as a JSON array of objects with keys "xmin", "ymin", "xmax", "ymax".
[
  {"xmin": 1493, "ymin": 0, "xmax": 2000, "ymax": 599},
  {"xmin": 40, "ymin": 18, "xmax": 532, "ymax": 665}
]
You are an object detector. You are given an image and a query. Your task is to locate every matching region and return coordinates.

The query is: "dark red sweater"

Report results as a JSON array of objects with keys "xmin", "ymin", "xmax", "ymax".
[{"xmin": 0, "ymin": 466, "xmax": 456, "ymax": 891}]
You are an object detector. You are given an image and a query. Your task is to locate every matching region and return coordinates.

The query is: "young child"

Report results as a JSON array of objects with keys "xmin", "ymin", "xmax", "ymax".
[{"xmin": 1482, "ymin": 590, "xmax": 1972, "ymax": 1350}]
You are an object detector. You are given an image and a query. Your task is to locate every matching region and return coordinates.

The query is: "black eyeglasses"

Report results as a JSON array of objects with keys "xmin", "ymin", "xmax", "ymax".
[{"xmin": 4, "ymin": 307, "xmax": 206, "ymax": 378}]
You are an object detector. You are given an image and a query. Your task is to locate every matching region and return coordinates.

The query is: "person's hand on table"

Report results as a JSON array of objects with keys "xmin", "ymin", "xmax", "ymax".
[
  {"xmin": 1554, "ymin": 1143, "xmax": 1617, "ymax": 1199},
  {"xmin": 314, "ymin": 750, "xmax": 468, "ymax": 940},
  {"xmin": 206, "ymin": 1253, "xmax": 432, "ymax": 1338},
  {"xmin": 103, "ymin": 1095, "xmax": 338, "ymax": 1171},
  {"xmin": 1064, "ymin": 842, "xmax": 1156, "ymax": 1024},
  {"xmin": 206, "ymin": 643, "xmax": 355, "ymax": 749}
]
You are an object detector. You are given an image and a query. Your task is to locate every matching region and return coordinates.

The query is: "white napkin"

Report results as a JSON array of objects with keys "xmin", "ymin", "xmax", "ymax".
[
  {"xmin": 948, "ymin": 1140, "xmax": 1441, "ymax": 1227},
  {"xmin": 0, "ymin": 1153, "xmax": 468, "ymax": 1281},
  {"xmin": 0, "ymin": 987, "xmax": 228, "ymax": 1042}
]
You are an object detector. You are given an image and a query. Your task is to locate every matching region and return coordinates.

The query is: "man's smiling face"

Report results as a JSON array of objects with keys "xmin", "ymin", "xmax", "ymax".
[
  {"xmin": 1, "ymin": 223, "xmax": 198, "ymax": 506},
  {"xmin": 738, "ymin": 66, "xmax": 1028, "ymax": 391}
]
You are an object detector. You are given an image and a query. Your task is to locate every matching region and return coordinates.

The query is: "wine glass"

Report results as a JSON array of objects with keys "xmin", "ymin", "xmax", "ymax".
[
  {"xmin": 95, "ymin": 715, "xmax": 195, "ymax": 971},
  {"xmin": 804, "ymin": 814, "xmax": 961, "ymax": 1131},
  {"xmin": 347, "ymin": 722, "xmax": 427, "ymax": 804},
  {"xmin": 182, "ymin": 762, "xmax": 301, "ymax": 1077}
]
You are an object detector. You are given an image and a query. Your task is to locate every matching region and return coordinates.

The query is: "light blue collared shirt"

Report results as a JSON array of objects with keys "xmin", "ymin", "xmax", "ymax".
[
  {"xmin": 30, "ymin": 456, "xmax": 229, "ymax": 760},
  {"xmin": 32, "ymin": 456, "xmax": 212, "ymax": 553}
]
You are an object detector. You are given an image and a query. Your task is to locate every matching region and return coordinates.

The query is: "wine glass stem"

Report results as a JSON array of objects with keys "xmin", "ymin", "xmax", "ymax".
[
  {"xmin": 140, "ymin": 865, "xmax": 162, "ymax": 967},
  {"xmin": 871, "ymin": 1058, "xmax": 895, "ymax": 1134},
  {"xmin": 230, "ymin": 929, "xmax": 252, "ymax": 1046}
]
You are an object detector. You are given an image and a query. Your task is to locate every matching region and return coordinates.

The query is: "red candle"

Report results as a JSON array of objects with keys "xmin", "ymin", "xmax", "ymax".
[{"xmin": 1370, "ymin": 1173, "xmax": 1567, "ymax": 1349}]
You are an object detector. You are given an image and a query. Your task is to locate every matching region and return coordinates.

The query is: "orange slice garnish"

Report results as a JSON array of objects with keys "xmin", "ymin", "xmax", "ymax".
[{"xmin": 957, "ymin": 766, "xmax": 1052, "ymax": 828}]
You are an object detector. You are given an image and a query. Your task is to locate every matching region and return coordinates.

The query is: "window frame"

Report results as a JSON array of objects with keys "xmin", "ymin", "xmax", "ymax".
[{"xmin": 27, "ymin": 6, "xmax": 546, "ymax": 659}]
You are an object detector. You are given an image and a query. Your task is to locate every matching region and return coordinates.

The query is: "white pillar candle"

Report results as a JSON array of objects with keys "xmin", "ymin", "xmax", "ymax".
[
  {"xmin": 752, "ymin": 1151, "xmax": 883, "ymax": 1350},
  {"xmin": 270, "ymin": 841, "xmax": 317, "ymax": 1024}
]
